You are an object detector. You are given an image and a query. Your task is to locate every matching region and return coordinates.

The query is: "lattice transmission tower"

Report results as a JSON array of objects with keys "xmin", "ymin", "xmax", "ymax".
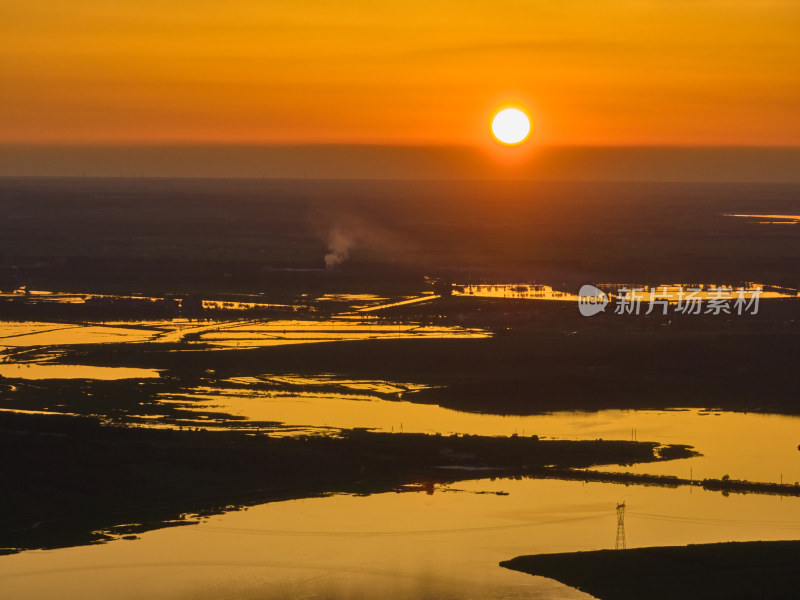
[{"xmin": 615, "ymin": 502, "xmax": 626, "ymax": 550}]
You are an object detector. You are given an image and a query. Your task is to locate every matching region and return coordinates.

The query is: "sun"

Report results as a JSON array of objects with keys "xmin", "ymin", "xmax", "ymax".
[{"xmin": 491, "ymin": 107, "xmax": 531, "ymax": 145}]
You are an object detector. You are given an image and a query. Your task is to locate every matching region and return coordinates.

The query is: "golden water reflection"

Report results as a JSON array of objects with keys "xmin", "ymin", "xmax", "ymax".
[
  {"xmin": 0, "ymin": 323, "xmax": 160, "ymax": 347},
  {"xmin": 453, "ymin": 284, "xmax": 580, "ymax": 301},
  {"xmin": 452, "ymin": 283, "xmax": 798, "ymax": 302},
  {"xmin": 0, "ymin": 319, "xmax": 489, "ymax": 350},
  {"xmin": 726, "ymin": 213, "xmax": 800, "ymax": 224},
  {"xmin": 194, "ymin": 320, "xmax": 488, "ymax": 348},
  {"xmin": 166, "ymin": 379, "xmax": 800, "ymax": 484},
  {"xmin": 0, "ymin": 364, "xmax": 161, "ymax": 380},
  {"xmin": 2, "ymin": 476, "xmax": 798, "ymax": 600}
]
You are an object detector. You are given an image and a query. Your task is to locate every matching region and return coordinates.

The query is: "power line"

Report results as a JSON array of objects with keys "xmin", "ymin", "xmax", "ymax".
[
  {"xmin": 629, "ymin": 511, "xmax": 800, "ymax": 529},
  {"xmin": 193, "ymin": 513, "xmax": 607, "ymax": 538}
]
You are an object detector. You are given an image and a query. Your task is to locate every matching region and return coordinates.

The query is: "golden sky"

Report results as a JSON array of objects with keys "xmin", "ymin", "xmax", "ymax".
[{"xmin": 2, "ymin": 1, "xmax": 799, "ymax": 146}]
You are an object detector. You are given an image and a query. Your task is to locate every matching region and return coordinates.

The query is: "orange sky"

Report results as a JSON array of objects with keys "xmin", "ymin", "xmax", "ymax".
[{"xmin": 1, "ymin": 1, "xmax": 799, "ymax": 147}]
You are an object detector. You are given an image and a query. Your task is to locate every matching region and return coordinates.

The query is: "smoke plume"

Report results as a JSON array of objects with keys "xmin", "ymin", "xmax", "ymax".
[{"xmin": 324, "ymin": 227, "xmax": 355, "ymax": 269}]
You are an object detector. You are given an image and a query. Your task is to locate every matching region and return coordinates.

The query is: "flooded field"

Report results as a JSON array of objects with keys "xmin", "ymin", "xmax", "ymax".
[
  {"xmin": 453, "ymin": 284, "xmax": 581, "ymax": 301},
  {"xmin": 195, "ymin": 319, "xmax": 488, "ymax": 348},
  {"xmin": 0, "ymin": 364, "xmax": 161, "ymax": 380},
  {"xmin": 0, "ymin": 290, "xmax": 290, "ymax": 311},
  {"xmin": 154, "ymin": 377, "xmax": 800, "ymax": 483},
  {"xmin": 453, "ymin": 282, "xmax": 798, "ymax": 303},
  {"xmin": 2, "ymin": 281, "xmax": 798, "ymax": 600},
  {"xmin": 726, "ymin": 213, "xmax": 800, "ymax": 224},
  {"xmin": 2, "ymin": 178, "xmax": 800, "ymax": 599},
  {"xmin": 2, "ymin": 472, "xmax": 798, "ymax": 600},
  {"xmin": 614, "ymin": 284, "xmax": 797, "ymax": 301},
  {"xmin": 0, "ymin": 322, "xmax": 161, "ymax": 348},
  {"xmin": 3, "ymin": 359, "xmax": 795, "ymax": 484},
  {"xmin": 0, "ymin": 316, "xmax": 488, "ymax": 353}
]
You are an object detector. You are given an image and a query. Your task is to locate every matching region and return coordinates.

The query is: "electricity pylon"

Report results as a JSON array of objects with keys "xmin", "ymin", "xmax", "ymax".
[{"xmin": 615, "ymin": 502, "xmax": 626, "ymax": 550}]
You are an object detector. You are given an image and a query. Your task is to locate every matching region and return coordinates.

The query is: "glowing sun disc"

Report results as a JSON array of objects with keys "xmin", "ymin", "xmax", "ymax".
[{"xmin": 491, "ymin": 108, "xmax": 531, "ymax": 144}]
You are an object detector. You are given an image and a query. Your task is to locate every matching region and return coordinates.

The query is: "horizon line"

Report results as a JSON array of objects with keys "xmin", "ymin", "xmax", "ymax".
[{"xmin": 2, "ymin": 142, "xmax": 800, "ymax": 150}]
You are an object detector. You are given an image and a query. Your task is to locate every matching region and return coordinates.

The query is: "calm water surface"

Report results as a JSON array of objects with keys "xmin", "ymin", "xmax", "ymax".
[
  {"xmin": 2, "ymin": 476, "xmax": 799, "ymax": 599},
  {"xmin": 166, "ymin": 379, "xmax": 800, "ymax": 484}
]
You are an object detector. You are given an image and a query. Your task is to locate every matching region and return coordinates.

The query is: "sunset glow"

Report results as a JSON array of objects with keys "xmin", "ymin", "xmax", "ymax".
[
  {"xmin": 1, "ymin": 2, "xmax": 799, "ymax": 147},
  {"xmin": 3, "ymin": 1, "xmax": 800, "ymax": 598}
]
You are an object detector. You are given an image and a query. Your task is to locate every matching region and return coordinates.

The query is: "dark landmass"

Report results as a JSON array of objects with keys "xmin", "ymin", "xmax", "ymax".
[
  {"xmin": 0, "ymin": 294, "xmax": 301, "ymax": 322},
  {"xmin": 31, "ymin": 302, "xmax": 799, "ymax": 416},
  {"xmin": 1, "ymin": 177, "xmax": 799, "ymax": 565},
  {"xmin": 0, "ymin": 411, "xmax": 691, "ymax": 555},
  {"xmin": 2, "ymin": 178, "xmax": 800, "ymax": 293},
  {"xmin": 526, "ymin": 467, "xmax": 800, "ymax": 497},
  {"xmin": 1, "ymin": 177, "xmax": 798, "ymax": 418},
  {"xmin": 4, "ymin": 145, "xmax": 800, "ymax": 182},
  {"xmin": 501, "ymin": 540, "xmax": 800, "ymax": 600}
]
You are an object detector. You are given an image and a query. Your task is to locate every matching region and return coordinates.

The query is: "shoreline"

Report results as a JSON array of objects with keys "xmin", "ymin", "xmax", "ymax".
[
  {"xmin": 0, "ymin": 411, "xmax": 690, "ymax": 555},
  {"xmin": 501, "ymin": 540, "xmax": 800, "ymax": 600}
]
